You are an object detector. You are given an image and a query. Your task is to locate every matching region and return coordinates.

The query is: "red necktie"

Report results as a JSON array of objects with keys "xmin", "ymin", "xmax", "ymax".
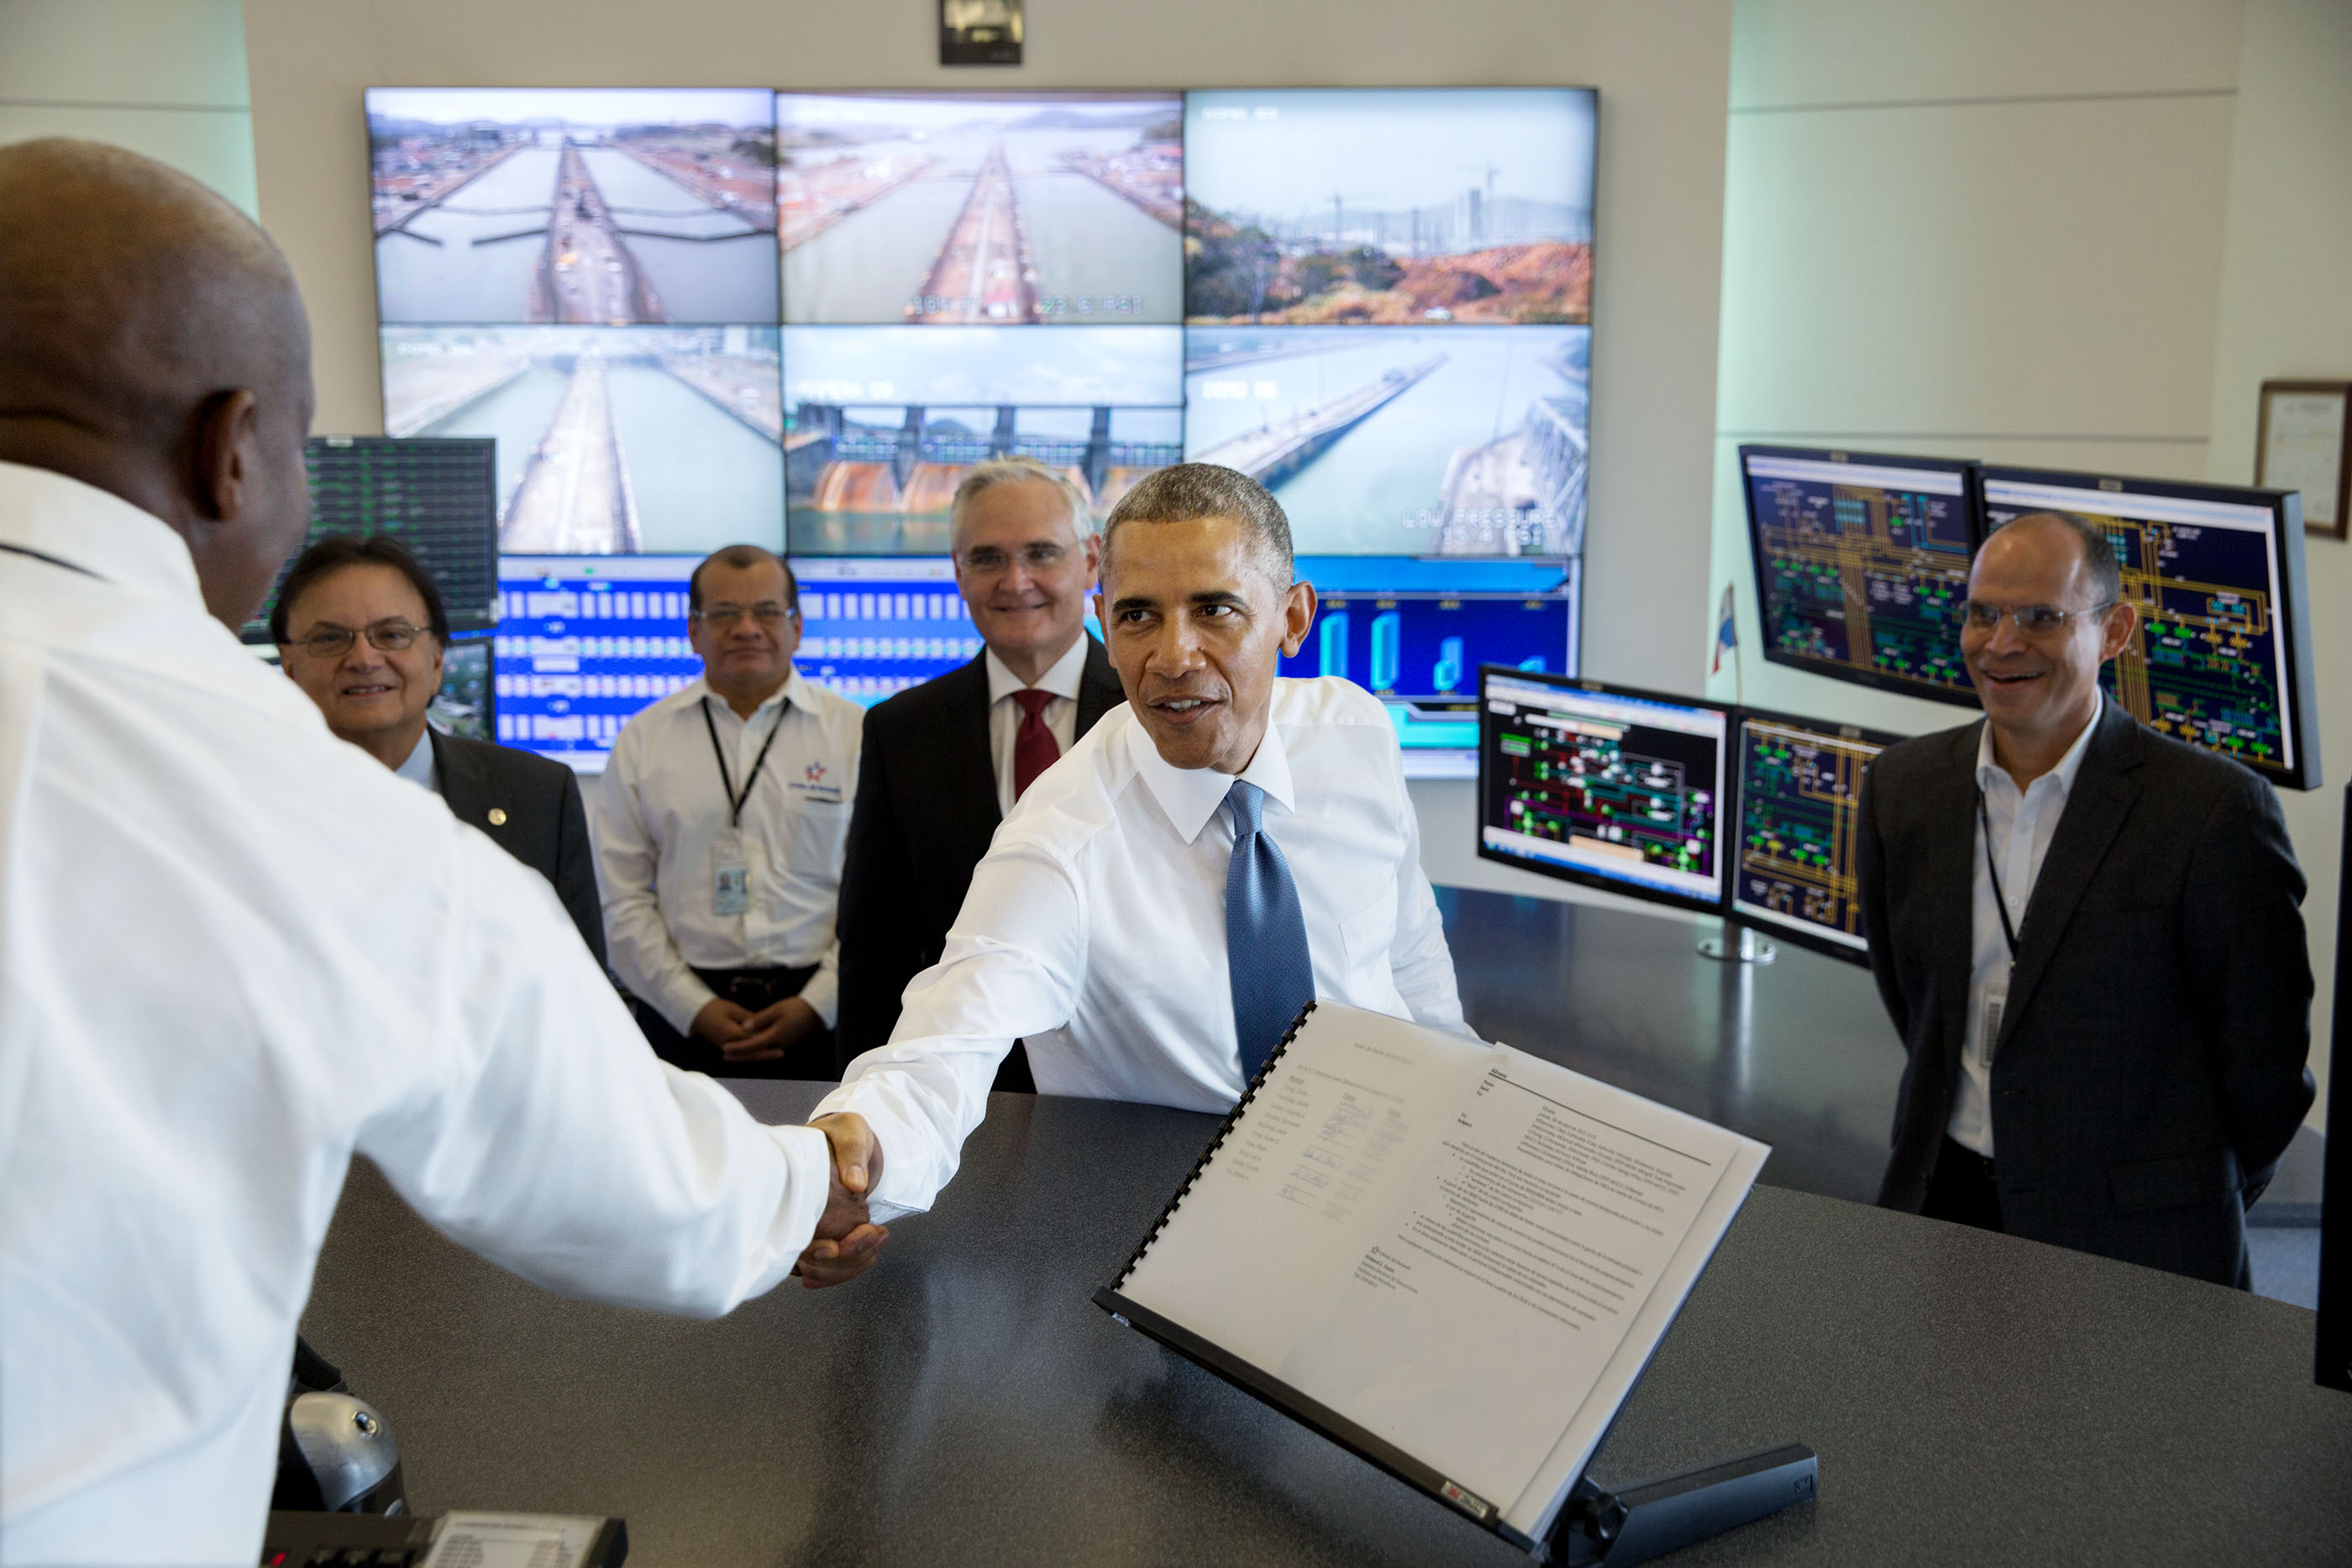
[{"xmin": 1012, "ymin": 689, "xmax": 1060, "ymax": 800}]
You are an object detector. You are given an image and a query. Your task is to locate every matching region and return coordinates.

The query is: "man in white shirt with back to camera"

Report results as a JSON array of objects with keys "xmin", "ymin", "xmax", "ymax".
[
  {"xmin": 797, "ymin": 463, "xmax": 1473, "ymax": 1279},
  {"xmin": 596, "ymin": 543, "xmax": 865, "ymax": 1080},
  {"xmin": 0, "ymin": 140, "xmax": 884, "ymax": 1565}
]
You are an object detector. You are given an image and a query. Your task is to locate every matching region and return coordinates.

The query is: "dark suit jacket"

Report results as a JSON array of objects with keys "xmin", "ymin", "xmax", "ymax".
[
  {"xmin": 1856, "ymin": 699, "xmax": 2313, "ymax": 1287},
  {"xmin": 836, "ymin": 639, "xmax": 1126, "ymax": 1064},
  {"xmin": 429, "ymin": 728, "xmax": 607, "ymax": 966}
]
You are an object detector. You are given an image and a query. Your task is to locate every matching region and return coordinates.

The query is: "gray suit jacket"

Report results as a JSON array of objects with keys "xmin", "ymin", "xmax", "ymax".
[
  {"xmin": 429, "ymin": 728, "xmax": 606, "ymax": 967},
  {"xmin": 1856, "ymin": 698, "xmax": 2313, "ymax": 1286}
]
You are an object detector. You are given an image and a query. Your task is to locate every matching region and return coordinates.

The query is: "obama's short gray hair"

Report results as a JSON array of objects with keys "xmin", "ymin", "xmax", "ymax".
[{"xmin": 1100, "ymin": 463, "xmax": 1294, "ymax": 592}]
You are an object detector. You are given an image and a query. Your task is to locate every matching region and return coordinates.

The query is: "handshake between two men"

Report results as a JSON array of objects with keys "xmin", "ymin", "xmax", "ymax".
[{"xmin": 800, "ymin": 1113, "xmax": 889, "ymax": 1288}]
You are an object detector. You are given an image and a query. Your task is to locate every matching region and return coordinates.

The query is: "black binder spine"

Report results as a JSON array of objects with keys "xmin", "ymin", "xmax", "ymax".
[{"xmin": 1107, "ymin": 999, "xmax": 1320, "ymax": 1290}]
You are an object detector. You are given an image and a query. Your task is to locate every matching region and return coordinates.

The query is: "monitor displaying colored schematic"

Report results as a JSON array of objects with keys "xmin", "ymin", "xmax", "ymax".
[
  {"xmin": 1979, "ymin": 467, "xmax": 2320, "ymax": 789},
  {"xmin": 1739, "ymin": 445, "xmax": 1981, "ymax": 706},
  {"xmin": 1728, "ymin": 709, "xmax": 1903, "ymax": 962},
  {"xmin": 1477, "ymin": 669, "xmax": 1728, "ymax": 914}
]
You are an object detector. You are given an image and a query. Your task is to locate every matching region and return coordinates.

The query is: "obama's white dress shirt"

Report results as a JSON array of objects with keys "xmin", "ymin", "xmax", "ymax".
[{"xmin": 817, "ymin": 675, "xmax": 1471, "ymax": 1219}]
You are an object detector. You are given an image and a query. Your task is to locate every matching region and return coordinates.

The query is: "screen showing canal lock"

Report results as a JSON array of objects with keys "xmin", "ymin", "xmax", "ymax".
[
  {"xmin": 778, "ymin": 92, "xmax": 1183, "ymax": 326},
  {"xmin": 381, "ymin": 326, "xmax": 784, "ymax": 556},
  {"xmin": 368, "ymin": 87, "xmax": 781, "ymax": 326},
  {"xmin": 1184, "ymin": 325, "xmax": 1588, "ymax": 556}
]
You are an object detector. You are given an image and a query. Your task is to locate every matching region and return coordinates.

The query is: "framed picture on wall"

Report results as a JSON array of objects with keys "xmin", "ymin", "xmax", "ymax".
[{"xmin": 2257, "ymin": 379, "xmax": 2352, "ymax": 540}]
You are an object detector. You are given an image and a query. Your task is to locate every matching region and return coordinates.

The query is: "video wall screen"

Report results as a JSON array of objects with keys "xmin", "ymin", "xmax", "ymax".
[
  {"xmin": 381, "ymin": 326, "xmax": 784, "ymax": 556},
  {"xmin": 781, "ymin": 324, "xmax": 1182, "ymax": 554},
  {"xmin": 778, "ymin": 92, "xmax": 1182, "ymax": 325},
  {"xmin": 365, "ymin": 85, "xmax": 1596, "ymax": 569},
  {"xmin": 1186, "ymin": 325, "xmax": 1587, "ymax": 555},
  {"xmin": 369, "ymin": 88, "xmax": 780, "ymax": 327}
]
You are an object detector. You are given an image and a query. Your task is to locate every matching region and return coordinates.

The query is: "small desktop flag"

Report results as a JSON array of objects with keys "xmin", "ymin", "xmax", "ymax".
[{"xmin": 1711, "ymin": 584, "xmax": 1738, "ymax": 674}]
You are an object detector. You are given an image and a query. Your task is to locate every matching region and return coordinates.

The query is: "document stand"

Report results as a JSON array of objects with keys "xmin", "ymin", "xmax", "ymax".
[
  {"xmin": 1550, "ymin": 1444, "xmax": 1818, "ymax": 1565},
  {"xmin": 1100, "ymin": 1289, "xmax": 1815, "ymax": 1565}
]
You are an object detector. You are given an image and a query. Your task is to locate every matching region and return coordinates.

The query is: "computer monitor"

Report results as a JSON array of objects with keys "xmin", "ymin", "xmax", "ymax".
[
  {"xmin": 1286, "ymin": 557, "xmax": 1576, "ymax": 779},
  {"xmin": 1727, "ymin": 707, "xmax": 1903, "ymax": 964},
  {"xmin": 1477, "ymin": 667, "xmax": 1729, "ymax": 914},
  {"xmin": 245, "ymin": 437, "xmax": 500, "ymax": 643},
  {"xmin": 1738, "ymin": 446, "xmax": 1981, "ymax": 706},
  {"xmin": 494, "ymin": 553, "xmax": 979, "ymax": 770},
  {"xmin": 1979, "ymin": 466, "xmax": 2322, "ymax": 790}
]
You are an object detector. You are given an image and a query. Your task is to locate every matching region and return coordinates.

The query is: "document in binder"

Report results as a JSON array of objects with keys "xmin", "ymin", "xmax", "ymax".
[{"xmin": 1095, "ymin": 1002, "xmax": 1770, "ymax": 1550}]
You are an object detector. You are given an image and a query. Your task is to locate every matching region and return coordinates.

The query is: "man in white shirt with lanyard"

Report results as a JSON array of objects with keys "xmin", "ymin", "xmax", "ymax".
[
  {"xmin": 596, "ymin": 544, "xmax": 864, "ymax": 1080},
  {"xmin": 797, "ymin": 464, "xmax": 1470, "ymax": 1277},
  {"xmin": 0, "ymin": 139, "xmax": 885, "ymax": 1563}
]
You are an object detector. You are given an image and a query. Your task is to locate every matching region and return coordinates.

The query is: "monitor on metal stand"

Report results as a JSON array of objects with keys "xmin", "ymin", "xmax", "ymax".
[{"xmin": 2318, "ymin": 782, "xmax": 2352, "ymax": 1392}]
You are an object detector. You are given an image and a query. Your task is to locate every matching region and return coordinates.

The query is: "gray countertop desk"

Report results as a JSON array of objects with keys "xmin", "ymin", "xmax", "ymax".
[{"xmin": 302, "ymin": 894, "xmax": 2352, "ymax": 1565}]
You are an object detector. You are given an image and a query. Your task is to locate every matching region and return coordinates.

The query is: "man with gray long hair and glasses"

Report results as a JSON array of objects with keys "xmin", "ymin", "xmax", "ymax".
[{"xmin": 835, "ymin": 456, "xmax": 1126, "ymax": 1083}]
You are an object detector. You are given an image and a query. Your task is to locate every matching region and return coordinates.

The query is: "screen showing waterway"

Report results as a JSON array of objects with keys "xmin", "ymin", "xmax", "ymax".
[
  {"xmin": 369, "ymin": 87, "xmax": 780, "ymax": 325},
  {"xmin": 1184, "ymin": 88, "xmax": 1594, "ymax": 327},
  {"xmin": 1184, "ymin": 325, "xmax": 1588, "ymax": 556},
  {"xmin": 779, "ymin": 92, "xmax": 1182, "ymax": 326},
  {"xmin": 381, "ymin": 326, "xmax": 784, "ymax": 556},
  {"xmin": 782, "ymin": 324, "xmax": 1183, "ymax": 554}
]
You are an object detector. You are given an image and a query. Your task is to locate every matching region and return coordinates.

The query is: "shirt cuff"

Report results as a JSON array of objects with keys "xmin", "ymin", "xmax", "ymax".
[
  {"xmin": 657, "ymin": 970, "xmax": 720, "ymax": 1037},
  {"xmin": 798, "ymin": 965, "xmax": 839, "ymax": 1030},
  {"xmin": 812, "ymin": 1076, "xmax": 937, "ymax": 1222},
  {"xmin": 766, "ymin": 1122, "xmax": 836, "ymax": 1254}
]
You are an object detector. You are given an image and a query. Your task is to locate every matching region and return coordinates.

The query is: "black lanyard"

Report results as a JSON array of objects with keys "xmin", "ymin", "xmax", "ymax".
[
  {"xmin": 702, "ymin": 696, "xmax": 788, "ymax": 829},
  {"xmin": 1977, "ymin": 789, "xmax": 2021, "ymax": 961}
]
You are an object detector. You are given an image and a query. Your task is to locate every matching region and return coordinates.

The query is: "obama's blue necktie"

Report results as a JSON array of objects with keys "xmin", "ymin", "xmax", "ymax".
[{"xmin": 1225, "ymin": 779, "xmax": 1314, "ymax": 1080}]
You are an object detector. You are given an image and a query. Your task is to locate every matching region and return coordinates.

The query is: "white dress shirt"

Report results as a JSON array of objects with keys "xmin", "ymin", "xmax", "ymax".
[
  {"xmin": 595, "ymin": 672, "xmax": 863, "ymax": 1031},
  {"xmin": 1948, "ymin": 704, "xmax": 2103, "ymax": 1156},
  {"xmin": 816, "ymin": 675, "xmax": 1471, "ymax": 1218},
  {"xmin": 394, "ymin": 724, "xmax": 439, "ymax": 794},
  {"xmin": 984, "ymin": 635, "xmax": 1086, "ymax": 817},
  {"xmin": 0, "ymin": 462, "xmax": 830, "ymax": 1565}
]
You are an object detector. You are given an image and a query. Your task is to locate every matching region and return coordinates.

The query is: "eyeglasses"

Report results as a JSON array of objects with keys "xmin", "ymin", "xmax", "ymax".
[
  {"xmin": 690, "ymin": 602, "xmax": 796, "ymax": 629},
  {"xmin": 959, "ymin": 543, "xmax": 1071, "ymax": 574},
  {"xmin": 1958, "ymin": 600, "xmax": 2117, "ymax": 637},
  {"xmin": 282, "ymin": 620, "xmax": 433, "ymax": 658}
]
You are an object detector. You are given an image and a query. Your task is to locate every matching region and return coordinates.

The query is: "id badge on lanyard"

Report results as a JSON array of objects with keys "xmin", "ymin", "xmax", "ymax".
[
  {"xmin": 706, "ymin": 698, "xmax": 787, "ymax": 919},
  {"xmin": 712, "ymin": 827, "xmax": 751, "ymax": 916},
  {"xmin": 1979, "ymin": 975, "xmax": 2009, "ymax": 1067}
]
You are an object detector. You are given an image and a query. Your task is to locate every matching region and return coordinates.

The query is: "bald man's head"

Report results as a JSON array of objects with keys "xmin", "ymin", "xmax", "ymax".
[{"xmin": 0, "ymin": 139, "xmax": 315, "ymax": 623}]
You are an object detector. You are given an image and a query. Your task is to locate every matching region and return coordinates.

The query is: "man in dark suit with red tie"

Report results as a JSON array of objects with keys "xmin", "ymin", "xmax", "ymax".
[{"xmin": 837, "ymin": 458, "xmax": 1126, "ymax": 1085}]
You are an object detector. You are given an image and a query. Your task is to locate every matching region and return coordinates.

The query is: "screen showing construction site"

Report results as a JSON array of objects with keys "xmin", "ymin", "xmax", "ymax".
[
  {"xmin": 1730, "ymin": 711, "xmax": 1899, "ymax": 961},
  {"xmin": 1981, "ymin": 469, "xmax": 2320, "ymax": 789},
  {"xmin": 368, "ymin": 87, "xmax": 781, "ymax": 326},
  {"xmin": 1478, "ymin": 669, "xmax": 1728, "ymax": 913},
  {"xmin": 777, "ymin": 92, "xmax": 1182, "ymax": 326},
  {"xmin": 1739, "ymin": 447, "xmax": 1980, "ymax": 706},
  {"xmin": 781, "ymin": 324, "xmax": 1182, "ymax": 554}
]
